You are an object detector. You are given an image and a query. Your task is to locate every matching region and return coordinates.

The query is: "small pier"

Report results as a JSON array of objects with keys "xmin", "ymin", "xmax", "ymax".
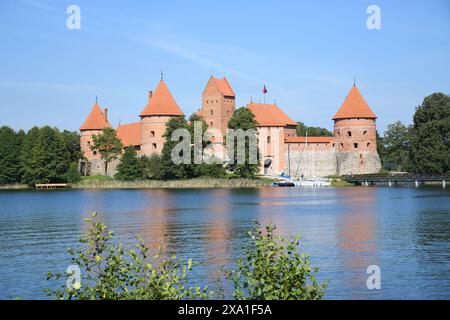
[
  {"xmin": 35, "ymin": 183, "xmax": 70, "ymax": 189},
  {"xmin": 344, "ymin": 174, "xmax": 450, "ymax": 188}
]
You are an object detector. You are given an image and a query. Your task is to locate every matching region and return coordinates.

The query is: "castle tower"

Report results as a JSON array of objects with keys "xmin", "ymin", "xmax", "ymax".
[
  {"xmin": 139, "ymin": 80, "xmax": 184, "ymax": 155},
  {"xmin": 80, "ymin": 100, "xmax": 112, "ymax": 160},
  {"xmin": 199, "ymin": 76, "xmax": 235, "ymax": 142},
  {"xmin": 333, "ymin": 84, "xmax": 381, "ymax": 175}
]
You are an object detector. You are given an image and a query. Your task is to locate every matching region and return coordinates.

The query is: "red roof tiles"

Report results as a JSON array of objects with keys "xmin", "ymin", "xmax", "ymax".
[
  {"xmin": 80, "ymin": 102, "xmax": 112, "ymax": 131},
  {"xmin": 139, "ymin": 80, "xmax": 184, "ymax": 117},
  {"xmin": 116, "ymin": 122, "xmax": 141, "ymax": 147},
  {"xmin": 211, "ymin": 77, "xmax": 235, "ymax": 96},
  {"xmin": 247, "ymin": 102, "xmax": 297, "ymax": 127},
  {"xmin": 333, "ymin": 85, "xmax": 377, "ymax": 120}
]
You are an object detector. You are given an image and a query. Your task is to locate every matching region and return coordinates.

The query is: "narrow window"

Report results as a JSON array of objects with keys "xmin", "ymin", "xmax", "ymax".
[
  {"xmin": 210, "ymin": 122, "xmax": 213, "ymax": 127},
  {"xmin": 332, "ymin": 143, "xmax": 335, "ymax": 147},
  {"xmin": 354, "ymin": 143, "xmax": 358, "ymax": 149},
  {"xmin": 367, "ymin": 142, "xmax": 371, "ymax": 147},
  {"xmin": 340, "ymin": 143, "xmax": 344, "ymax": 149},
  {"xmin": 363, "ymin": 130, "xmax": 367, "ymax": 135},
  {"xmin": 348, "ymin": 131, "xmax": 352, "ymax": 137},
  {"xmin": 152, "ymin": 143, "xmax": 157, "ymax": 149},
  {"xmin": 267, "ymin": 136, "xmax": 271, "ymax": 143},
  {"xmin": 210, "ymin": 110, "xmax": 213, "ymax": 115},
  {"xmin": 150, "ymin": 131, "xmax": 155, "ymax": 137},
  {"xmin": 93, "ymin": 150, "xmax": 97, "ymax": 155}
]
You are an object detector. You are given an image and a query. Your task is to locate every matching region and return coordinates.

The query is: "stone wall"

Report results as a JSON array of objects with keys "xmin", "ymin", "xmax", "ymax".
[
  {"xmin": 284, "ymin": 149, "xmax": 338, "ymax": 178},
  {"xmin": 337, "ymin": 151, "xmax": 381, "ymax": 175},
  {"xmin": 87, "ymin": 158, "xmax": 119, "ymax": 177}
]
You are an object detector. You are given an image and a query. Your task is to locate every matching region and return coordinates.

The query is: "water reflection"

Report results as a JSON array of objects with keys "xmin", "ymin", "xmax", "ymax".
[{"xmin": 336, "ymin": 188, "xmax": 379, "ymax": 299}]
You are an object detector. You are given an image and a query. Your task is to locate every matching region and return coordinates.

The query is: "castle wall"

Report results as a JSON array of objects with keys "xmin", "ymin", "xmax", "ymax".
[
  {"xmin": 284, "ymin": 148, "xmax": 338, "ymax": 178},
  {"xmin": 337, "ymin": 151, "xmax": 381, "ymax": 175},
  {"xmin": 258, "ymin": 126, "xmax": 285, "ymax": 175},
  {"xmin": 80, "ymin": 129, "xmax": 102, "ymax": 160},
  {"xmin": 140, "ymin": 115, "xmax": 173, "ymax": 155},
  {"xmin": 88, "ymin": 158, "xmax": 119, "ymax": 177}
]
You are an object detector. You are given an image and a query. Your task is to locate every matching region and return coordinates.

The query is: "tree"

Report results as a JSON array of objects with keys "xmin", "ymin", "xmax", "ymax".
[
  {"xmin": 382, "ymin": 121, "xmax": 412, "ymax": 172},
  {"xmin": 226, "ymin": 107, "xmax": 260, "ymax": 178},
  {"xmin": 91, "ymin": 128, "xmax": 123, "ymax": 176},
  {"xmin": 296, "ymin": 121, "xmax": 333, "ymax": 137},
  {"xmin": 115, "ymin": 147, "xmax": 143, "ymax": 181},
  {"xmin": 409, "ymin": 93, "xmax": 450, "ymax": 175},
  {"xmin": 21, "ymin": 126, "xmax": 70, "ymax": 185},
  {"xmin": 140, "ymin": 154, "xmax": 162, "ymax": 180},
  {"xmin": 0, "ymin": 126, "xmax": 22, "ymax": 184},
  {"xmin": 65, "ymin": 162, "xmax": 81, "ymax": 183},
  {"xmin": 160, "ymin": 116, "xmax": 190, "ymax": 180},
  {"xmin": 61, "ymin": 130, "xmax": 82, "ymax": 163}
]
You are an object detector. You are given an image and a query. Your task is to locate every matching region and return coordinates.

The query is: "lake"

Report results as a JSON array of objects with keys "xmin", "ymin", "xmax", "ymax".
[{"xmin": 0, "ymin": 186, "xmax": 449, "ymax": 299}]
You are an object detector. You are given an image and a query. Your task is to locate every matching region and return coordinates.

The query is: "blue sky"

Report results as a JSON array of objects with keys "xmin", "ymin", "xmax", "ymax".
[{"xmin": 0, "ymin": 0, "xmax": 449, "ymax": 132}]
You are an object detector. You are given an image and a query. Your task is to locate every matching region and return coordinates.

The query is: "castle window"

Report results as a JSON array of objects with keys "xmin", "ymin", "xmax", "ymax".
[
  {"xmin": 267, "ymin": 136, "xmax": 271, "ymax": 143},
  {"xmin": 332, "ymin": 143, "xmax": 335, "ymax": 147},
  {"xmin": 348, "ymin": 131, "xmax": 352, "ymax": 137},
  {"xmin": 354, "ymin": 143, "xmax": 358, "ymax": 149},
  {"xmin": 367, "ymin": 142, "xmax": 371, "ymax": 147},
  {"xmin": 150, "ymin": 131, "xmax": 155, "ymax": 137},
  {"xmin": 87, "ymin": 141, "xmax": 91, "ymax": 146},
  {"xmin": 340, "ymin": 143, "xmax": 343, "ymax": 149},
  {"xmin": 337, "ymin": 131, "xmax": 340, "ymax": 137},
  {"xmin": 210, "ymin": 122, "xmax": 213, "ymax": 127},
  {"xmin": 363, "ymin": 130, "xmax": 367, "ymax": 135},
  {"xmin": 210, "ymin": 110, "xmax": 213, "ymax": 115},
  {"xmin": 152, "ymin": 143, "xmax": 157, "ymax": 149},
  {"xmin": 93, "ymin": 150, "xmax": 97, "ymax": 155}
]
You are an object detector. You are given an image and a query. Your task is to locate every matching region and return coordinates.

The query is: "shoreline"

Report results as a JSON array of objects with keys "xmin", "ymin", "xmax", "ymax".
[{"xmin": 0, "ymin": 178, "xmax": 274, "ymax": 190}]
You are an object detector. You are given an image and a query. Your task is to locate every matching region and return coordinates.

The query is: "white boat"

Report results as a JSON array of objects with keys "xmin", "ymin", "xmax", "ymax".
[{"xmin": 295, "ymin": 178, "xmax": 331, "ymax": 187}]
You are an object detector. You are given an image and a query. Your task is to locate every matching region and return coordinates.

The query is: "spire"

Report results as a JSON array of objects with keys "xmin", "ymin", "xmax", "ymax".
[
  {"xmin": 160, "ymin": 69, "xmax": 163, "ymax": 81},
  {"xmin": 80, "ymin": 101, "xmax": 112, "ymax": 131},
  {"xmin": 332, "ymin": 85, "xmax": 377, "ymax": 120},
  {"xmin": 139, "ymin": 80, "xmax": 184, "ymax": 117}
]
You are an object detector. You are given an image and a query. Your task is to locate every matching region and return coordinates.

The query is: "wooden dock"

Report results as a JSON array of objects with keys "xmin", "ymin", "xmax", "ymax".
[{"xmin": 35, "ymin": 183, "xmax": 70, "ymax": 189}]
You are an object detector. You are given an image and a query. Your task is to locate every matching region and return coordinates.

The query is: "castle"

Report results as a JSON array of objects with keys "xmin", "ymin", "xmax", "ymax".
[{"xmin": 80, "ymin": 76, "xmax": 381, "ymax": 177}]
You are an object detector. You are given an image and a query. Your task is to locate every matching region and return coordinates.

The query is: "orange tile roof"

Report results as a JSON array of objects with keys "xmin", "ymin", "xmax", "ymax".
[
  {"xmin": 285, "ymin": 136, "xmax": 333, "ymax": 143},
  {"xmin": 333, "ymin": 85, "xmax": 377, "ymax": 120},
  {"xmin": 116, "ymin": 122, "xmax": 141, "ymax": 147},
  {"xmin": 139, "ymin": 80, "xmax": 184, "ymax": 117},
  {"xmin": 247, "ymin": 103, "xmax": 298, "ymax": 127},
  {"xmin": 80, "ymin": 102, "xmax": 112, "ymax": 131},
  {"xmin": 212, "ymin": 77, "xmax": 235, "ymax": 96}
]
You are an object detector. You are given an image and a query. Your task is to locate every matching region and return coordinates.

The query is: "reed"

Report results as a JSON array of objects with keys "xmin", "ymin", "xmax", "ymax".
[
  {"xmin": 72, "ymin": 177, "xmax": 272, "ymax": 189},
  {"xmin": 0, "ymin": 183, "xmax": 30, "ymax": 190}
]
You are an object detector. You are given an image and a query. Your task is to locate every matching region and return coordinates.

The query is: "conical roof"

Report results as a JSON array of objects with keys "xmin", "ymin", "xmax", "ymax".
[
  {"xmin": 80, "ymin": 102, "xmax": 112, "ymax": 130},
  {"xmin": 139, "ymin": 80, "xmax": 184, "ymax": 117},
  {"xmin": 333, "ymin": 85, "xmax": 377, "ymax": 120}
]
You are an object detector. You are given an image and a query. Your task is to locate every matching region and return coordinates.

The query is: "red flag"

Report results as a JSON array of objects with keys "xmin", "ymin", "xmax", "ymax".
[{"xmin": 263, "ymin": 85, "xmax": 267, "ymax": 94}]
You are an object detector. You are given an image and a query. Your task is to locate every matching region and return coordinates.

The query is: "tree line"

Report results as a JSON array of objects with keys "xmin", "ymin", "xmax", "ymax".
[
  {"xmin": 0, "ymin": 126, "xmax": 81, "ymax": 185},
  {"xmin": 377, "ymin": 93, "xmax": 450, "ymax": 175}
]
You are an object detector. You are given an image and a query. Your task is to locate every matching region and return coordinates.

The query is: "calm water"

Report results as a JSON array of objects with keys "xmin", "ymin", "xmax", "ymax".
[{"xmin": 0, "ymin": 186, "xmax": 449, "ymax": 300}]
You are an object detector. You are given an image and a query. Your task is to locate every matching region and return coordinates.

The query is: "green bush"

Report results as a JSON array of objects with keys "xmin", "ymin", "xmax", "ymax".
[
  {"xmin": 46, "ymin": 213, "xmax": 210, "ymax": 300},
  {"xmin": 223, "ymin": 222, "xmax": 327, "ymax": 300}
]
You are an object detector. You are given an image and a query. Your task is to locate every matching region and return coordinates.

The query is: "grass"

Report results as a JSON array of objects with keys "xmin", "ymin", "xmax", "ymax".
[
  {"xmin": 330, "ymin": 180, "xmax": 354, "ymax": 187},
  {"xmin": 73, "ymin": 177, "xmax": 273, "ymax": 189}
]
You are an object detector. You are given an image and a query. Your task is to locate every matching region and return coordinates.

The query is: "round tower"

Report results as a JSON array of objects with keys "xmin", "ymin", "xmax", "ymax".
[
  {"xmin": 333, "ymin": 85, "xmax": 381, "ymax": 175},
  {"xmin": 80, "ymin": 100, "xmax": 112, "ymax": 160},
  {"xmin": 139, "ymin": 80, "xmax": 184, "ymax": 155}
]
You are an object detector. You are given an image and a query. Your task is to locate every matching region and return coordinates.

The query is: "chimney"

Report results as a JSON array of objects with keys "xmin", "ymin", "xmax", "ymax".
[
  {"xmin": 104, "ymin": 108, "xmax": 108, "ymax": 121},
  {"xmin": 149, "ymin": 90, "xmax": 153, "ymax": 99}
]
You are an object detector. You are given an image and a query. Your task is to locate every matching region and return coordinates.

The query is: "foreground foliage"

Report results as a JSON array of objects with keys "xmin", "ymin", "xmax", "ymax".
[
  {"xmin": 223, "ymin": 222, "xmax": 327, "ymax": 300},
  {"xmin": 46, "ymin": 215, "xmax": 325, "ymax": 300},
  {"xmin": 46, "ymin": 213, "xmax": 210, "ymax": 299}
]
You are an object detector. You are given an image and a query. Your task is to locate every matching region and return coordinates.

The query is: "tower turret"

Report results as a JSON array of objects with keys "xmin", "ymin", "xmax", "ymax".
[
  {"xmin": 333, "ymin": 85, "xmax": 381, "ymax": 174},
  {"xmin": 139, "ymin": 79, "xmax": 184, "ymax": 155},
  {"xmin": 80, "ymin": 100, "xmax": 112, "ymax": 160}
]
